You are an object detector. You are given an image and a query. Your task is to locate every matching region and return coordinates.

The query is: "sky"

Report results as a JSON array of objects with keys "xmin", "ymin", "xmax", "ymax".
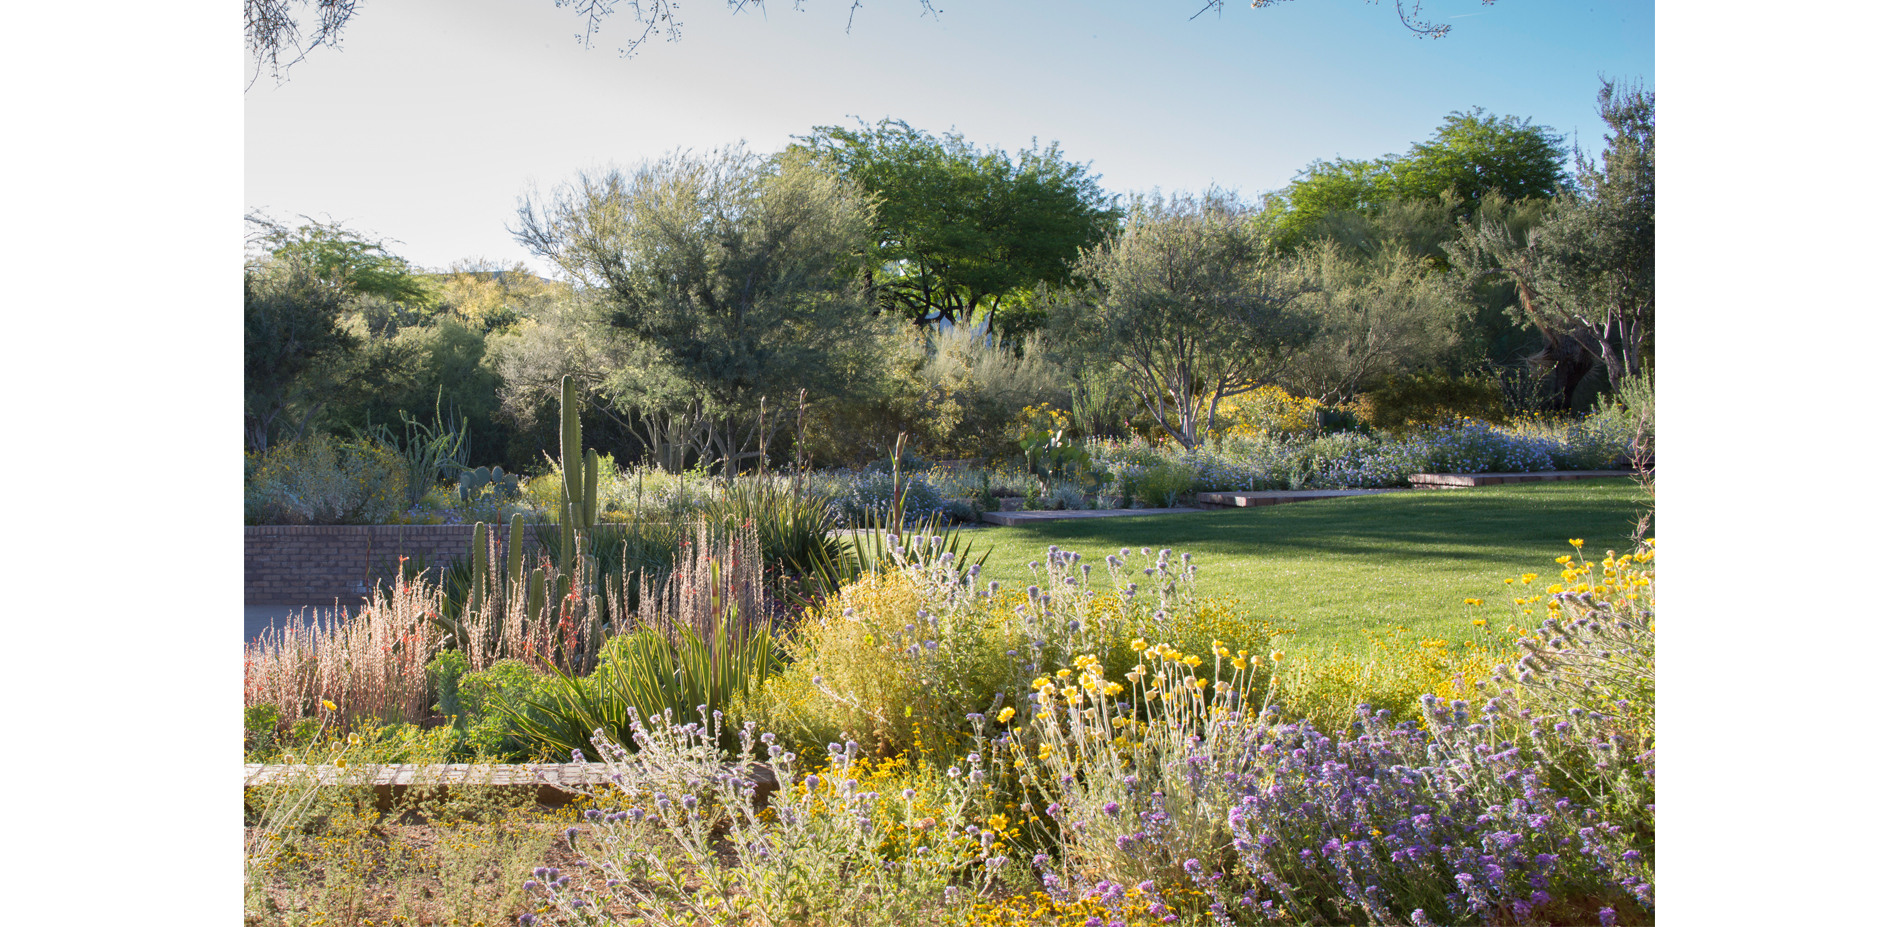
[{"xmin": 245, "ymin": 0, "xmax": 1655, "ymax": 274}]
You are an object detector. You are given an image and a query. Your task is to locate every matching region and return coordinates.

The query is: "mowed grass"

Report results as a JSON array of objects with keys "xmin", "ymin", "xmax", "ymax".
[{"xmin": 957, "ymin": 478, "xmax": 1653, "ymax": 656}]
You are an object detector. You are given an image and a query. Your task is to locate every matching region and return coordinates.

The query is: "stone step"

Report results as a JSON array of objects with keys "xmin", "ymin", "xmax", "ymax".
[
  {"xmin": 1408, "ymin": 470, "xmax": 1637, "ymax": 489},
  {"xmin": 980, "ymin": 506, "xmax": 1205, "ymax": 527},
  {"xmin": 1196, "ymin": 489, "xmax": 1407, "ymax": 507},
  {"xmin": 244, "ymin": 762, "xmax": 613, "ymax": 810}
]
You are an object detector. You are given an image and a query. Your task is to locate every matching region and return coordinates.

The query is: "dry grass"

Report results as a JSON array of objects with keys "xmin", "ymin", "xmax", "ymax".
[{"xmin": 245, "ymin": 791, "xmax": 590, "ymax": 927}]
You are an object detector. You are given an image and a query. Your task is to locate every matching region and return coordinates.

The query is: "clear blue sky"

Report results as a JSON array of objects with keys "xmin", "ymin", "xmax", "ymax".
[{"xmin": 245, "ymin": 0, "xmax": 1654, "ymax": 274}]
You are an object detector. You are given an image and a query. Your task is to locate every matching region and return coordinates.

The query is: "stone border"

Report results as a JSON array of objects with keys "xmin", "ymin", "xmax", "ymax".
[
  {"xmin": 243, "ymin": 762, "xmax": 777, "ymax": 812},
  {"xmin": 1408, "ymin": 470, "xmax": 1637, "ymax": 488},
  {"xmin": 1196, "ymin": 489, "xmax": 1408, "ymax": 507}
]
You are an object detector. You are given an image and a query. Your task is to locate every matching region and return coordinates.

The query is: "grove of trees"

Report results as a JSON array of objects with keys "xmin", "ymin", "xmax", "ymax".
[{"xmin": 245, "ymin": 82, "xmax": 1653, "ymax": 472}]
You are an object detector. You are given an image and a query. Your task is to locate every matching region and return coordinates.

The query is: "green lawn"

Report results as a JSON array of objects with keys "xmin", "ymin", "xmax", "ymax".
[{"xmin": 955, "ymin": 478, "xmax": 1653, "ymax": 655}]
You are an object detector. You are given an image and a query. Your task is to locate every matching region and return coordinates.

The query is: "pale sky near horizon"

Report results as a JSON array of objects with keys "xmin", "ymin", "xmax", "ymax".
[{"xmin": 245, "ymin": 0, "xmax": 1654, "ymax": 275}]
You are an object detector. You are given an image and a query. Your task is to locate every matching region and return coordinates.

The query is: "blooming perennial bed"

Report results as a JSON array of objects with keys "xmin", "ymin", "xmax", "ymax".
[{"xmin": 506, "ymin": 538, "xmax": 1656, "ymax": 927}]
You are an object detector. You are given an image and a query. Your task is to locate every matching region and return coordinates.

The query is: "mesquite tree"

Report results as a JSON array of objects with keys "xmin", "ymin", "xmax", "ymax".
[
  {"xmin": 512, "ymin": 145, "xmax": 879, "ymax": 478},
  {"xmin": 1052, "ymin": 191, "xmax": 1313, "ymax": 450}
]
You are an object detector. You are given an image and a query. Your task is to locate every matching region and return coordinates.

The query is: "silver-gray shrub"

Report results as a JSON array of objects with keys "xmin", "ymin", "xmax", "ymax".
[{"xmin": 519, "ymin": 710, "xmax": 1010, "ymax": 927}]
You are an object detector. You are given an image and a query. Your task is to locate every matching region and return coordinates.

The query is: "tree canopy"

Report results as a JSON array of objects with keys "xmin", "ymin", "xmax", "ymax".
[
  {"xmin": 1050, "ymin": 191, "xmax": 1313, "ymax": 450},
  {"xmin": 510, "ymin": 145, "xmax": 882, "ymax": 476},
  {"xmin": 243, "ymin": 215, "xmax": 439, "ymax": 454},
  {"xmin": 1449, "ymin": 81, "xmax": 1654, "ymax": 392},
  {"xmin": 793, "ymin": 119, "xmax": 1121, "ymax": 336},
  {"xmin": 1269, "ymin": 108, "xmax": 1570, "ymax": 248}
]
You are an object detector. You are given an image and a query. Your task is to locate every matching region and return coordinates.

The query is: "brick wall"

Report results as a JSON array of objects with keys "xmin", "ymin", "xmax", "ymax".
[{"xmin": 244, "ymin": 525, "xmax": 552, "ymax": 605}]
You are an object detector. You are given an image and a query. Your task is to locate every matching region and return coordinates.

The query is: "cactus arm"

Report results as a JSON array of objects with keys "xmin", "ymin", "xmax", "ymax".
[{"xmin": 508, "ymin": 513, "xmax": 525, "ymax": 594}]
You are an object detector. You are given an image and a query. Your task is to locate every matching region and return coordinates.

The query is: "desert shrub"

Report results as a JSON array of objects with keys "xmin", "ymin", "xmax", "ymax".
[
  {"xmin": 917, "ymin": 328, "xmax": 1071, "ymax": 461},
  {"xmin": 754, "ymin": 543, "xmax": 1228, "ymax": 762},
  {"xmin": 244, "ymin": 432, "xmax": 409, "ymax": 525},
  {"xmin": 1133, "ymin": 459, "xmax": 1198, "ymax": 507},
  {"xmin": 594, "ymin": 462, "xmax": 722, "ymax": 521},
  {"xmin": 1385, "ymin": 418, "xmax": 1562, "ymax": 475},
  {"xmin": 753, "ymin": 563, "xmax": 1018, "ymax": 759},
  {"xmin": 810, "ymin": 466, "xmax": 949, "ymax": 525},
  {"xmin": 1213, "ymin": 384, "xmax": 1322, "ymax": 439},
  {"xmin": 423, "ymin": 652, "xmax": 546, "ymax": 760},
  {"xmin": 521, "ymin": 713, "xmax": 1011, "ymax": 927},
  {"xmin": 1553, "ymin": 373, "xmax": 1651, "ymax": 470},
  {"xmin": 1360, "ymin": 370, "xmax": 1508, "ymax": 432}
]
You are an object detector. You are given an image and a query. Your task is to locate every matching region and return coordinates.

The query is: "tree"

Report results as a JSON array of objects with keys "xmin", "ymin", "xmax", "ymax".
[
  {"xmin": 243, "ymin": 214, "xmax": 440, "ymax": 453},
  {"xmin": 1049, "ymin": 191, "xmax": 1313, "ymax": 450},
  {"xmin": 249, "ymin": 1, "xmax": 1476, "ymax": 85},
  {"xmin": 1450, "ymin": 81, "xmax": 1654, "ymax": 394},
  {"xmin": 1270, "ymin": 108, "xmax": 1569, "ymax": 249},
  {"xmin": 246, "ymin": 0, "xmax": 358, "ymax": 86},
  {"xmin": 246, "ymin": 212, "xmax": 437, "ymax": 307},
  {"xmin": 511, "ymin": 145, "xmax": 881, "ymax": 477},
  {"xmin": 1278, "ymin": 241, "xmax": 1465, "ymax": 405},
  {"xmin": 793, "ymin": 119, "xmax": 1121, "ymax": 334},
  {"xmin": 1204, "ymin": 0, "xmax": 1494, "ymax": 40},
  {"xmin": 244, "ymin": 256, "xmax": 355, "ymax": 454}
]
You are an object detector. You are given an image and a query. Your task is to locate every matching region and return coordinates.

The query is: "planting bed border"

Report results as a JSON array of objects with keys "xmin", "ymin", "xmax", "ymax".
[
  {"xmin": 244, "ymin": 524, "xmax": 554, "ymax": 606},
  {"xmin": 1408, "ymin": 469, "xmax": 1636, "ymax": 488},
  {"xmin": 1196, "ymin": 489, "xmax": 1408, "ymax": 507},
  {"xmin": 243, "ymin": 762, "xmax": 778, "ymax": 812}
]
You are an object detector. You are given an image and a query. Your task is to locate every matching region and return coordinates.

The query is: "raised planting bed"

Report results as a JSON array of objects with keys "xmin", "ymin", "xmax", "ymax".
[
  {"xmin": 1408, "ymin": 469, "xmax": 1637, "ymax": 489},
  {"xmin": 244, "ymin": 762, "xmax": 778, "ymax": 812},
  {"xmin": 1196, "ymin": 489, "xmax": 1409, "ymax": 507}
]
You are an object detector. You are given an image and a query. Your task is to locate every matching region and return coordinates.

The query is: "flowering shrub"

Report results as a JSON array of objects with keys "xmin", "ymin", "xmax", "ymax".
[
  {"xmin": 1004, "ymin": 541, "xmax": 1655, "ymax": 926},
  {"xmin": 1084, "ymin": 414, "xmax": 1624, "ymax": 495},
  {"xmin": 517, "ymin": 712, "xmax": 1012, "ymax": 927},
  {"xmin": 1214, "ymin": 385, "xmax": 1323, "ymax": 439},
  {"xmin": 753, "ymin": 542, "xmax": 1250, "ymax": 761}
]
